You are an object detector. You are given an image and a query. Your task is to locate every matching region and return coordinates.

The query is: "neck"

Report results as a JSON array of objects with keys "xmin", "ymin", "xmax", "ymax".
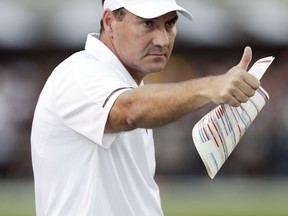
[{"xmin": 100, "ymin": 33, "xmax": 144, "ymax": 85}]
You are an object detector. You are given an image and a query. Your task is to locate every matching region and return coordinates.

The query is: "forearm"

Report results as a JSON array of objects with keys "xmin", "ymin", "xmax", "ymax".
[
  {"xmin": 105, "ymin": 46, "xmax": 261, "ymax": 133},
  {"xmin": 105, "ymin": 76, "xmax": 213, "ymax": 132}
]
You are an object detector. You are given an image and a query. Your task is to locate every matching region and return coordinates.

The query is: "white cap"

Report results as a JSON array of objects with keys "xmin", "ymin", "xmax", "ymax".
[{"xmin": 103, "ymin": 0, "xmax": 193, "ymax": 20}]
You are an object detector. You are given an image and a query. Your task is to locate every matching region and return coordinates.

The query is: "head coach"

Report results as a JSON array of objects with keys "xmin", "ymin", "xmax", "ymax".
[{"xmin": 31, "ymin": 0, "xmax": 260, "ymax": 215}]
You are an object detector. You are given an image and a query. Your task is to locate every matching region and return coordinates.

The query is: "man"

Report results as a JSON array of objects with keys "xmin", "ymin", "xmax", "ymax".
[{"xmin": 31, "ymin": 0, "xmax": 260, "ymax": 215}]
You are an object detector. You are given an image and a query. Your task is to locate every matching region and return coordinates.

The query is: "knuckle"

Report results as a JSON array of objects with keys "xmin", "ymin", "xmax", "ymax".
[{"xmin": 219, "ymin": 92, "xmax": 229, "ymax": 102}]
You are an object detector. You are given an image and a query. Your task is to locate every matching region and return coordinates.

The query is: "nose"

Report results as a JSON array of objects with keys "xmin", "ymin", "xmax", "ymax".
[{"xmin": 152, "ymin": 27, "xmax": 169, "ymax": 48}]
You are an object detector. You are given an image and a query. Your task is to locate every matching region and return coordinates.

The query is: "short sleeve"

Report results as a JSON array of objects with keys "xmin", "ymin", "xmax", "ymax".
[{"xmin": 53, "ymin": 61, "xmax": 133, "ymax": 149}]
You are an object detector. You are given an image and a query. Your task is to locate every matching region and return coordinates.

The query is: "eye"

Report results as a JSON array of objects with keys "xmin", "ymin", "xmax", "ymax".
[
  {"xmin": 166, "ymin": 20, "xmax": 176, "ymax": 29},
  {"xmin": 166, "ymin": 16, "xmax": 178, "ymax": 30},
  {"xmin": 143, "ymin": 20, "xmax": 153, "ymax": 28}
]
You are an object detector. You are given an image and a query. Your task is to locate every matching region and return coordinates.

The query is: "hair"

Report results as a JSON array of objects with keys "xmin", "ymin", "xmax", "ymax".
[{"xmin": 100, "ymin": 0, "xmax": 126, "ymax": 34}]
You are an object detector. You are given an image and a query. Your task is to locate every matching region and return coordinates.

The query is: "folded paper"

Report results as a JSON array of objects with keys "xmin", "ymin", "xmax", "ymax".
[{"xmin": 192, "ymin": 56, "xmax": 274, "ymax": 178}]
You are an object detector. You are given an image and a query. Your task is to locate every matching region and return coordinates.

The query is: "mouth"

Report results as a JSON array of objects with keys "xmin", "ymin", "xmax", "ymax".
[{"xmin": 147, "ymin": 53, "xmax": 167, "ymax": 58}]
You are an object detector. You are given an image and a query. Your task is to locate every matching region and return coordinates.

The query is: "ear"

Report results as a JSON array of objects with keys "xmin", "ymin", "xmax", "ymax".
[{"xmin": 102, "ymin": 9, "xmax": 114, "ymax": 37}]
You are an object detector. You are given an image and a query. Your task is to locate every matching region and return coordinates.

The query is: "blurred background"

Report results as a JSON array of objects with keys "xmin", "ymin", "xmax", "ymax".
[{"xmin": 0, "ymin": 0, "xmax": 288, "ymax": 215}]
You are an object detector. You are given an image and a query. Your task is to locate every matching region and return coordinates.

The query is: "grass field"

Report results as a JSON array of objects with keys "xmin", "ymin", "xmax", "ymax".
[
  {"xmin": 160, "ymin": 177, "xmax": 288, "ymax": 216},
  {"xmin": 0, "ymin": 177, "xmax": 288, "ymax": 216}
]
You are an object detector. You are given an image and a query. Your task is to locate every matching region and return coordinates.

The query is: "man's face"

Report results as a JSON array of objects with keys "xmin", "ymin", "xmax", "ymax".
[{"xmin": 111, "ymin": 10, "xmax": 178, "ymax": 82}]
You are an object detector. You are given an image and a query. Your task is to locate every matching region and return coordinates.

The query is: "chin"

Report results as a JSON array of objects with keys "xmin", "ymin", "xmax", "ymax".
[
  {"xmin": 137, "ymin": 60, "xmax": 167, "ymax": 75},
  {"xmin": 145, "ymin": 67, "xmax": 164, "ymax": 74},
  {"xmin": 150, "ymin": 63, "xmax": 166, "ymax": 72}
]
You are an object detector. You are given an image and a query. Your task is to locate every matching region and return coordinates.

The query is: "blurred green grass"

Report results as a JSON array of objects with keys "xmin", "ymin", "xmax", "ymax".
[
  {"xmin": 160, "ymin": 177, "xmax": 288, "ymax": 216},
  {"xmin": 0, "ymin": 180, "xmax": 35, "ymax": 216},
  {"xmin": 1, "ymin": 177, "xmax": 288, "ymax": 216}
]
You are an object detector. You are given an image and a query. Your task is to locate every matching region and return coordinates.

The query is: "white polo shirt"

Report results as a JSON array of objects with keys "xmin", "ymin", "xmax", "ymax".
[{"xmin": 31, "ymin": 33, "xmax": 163, "ymax": 216}]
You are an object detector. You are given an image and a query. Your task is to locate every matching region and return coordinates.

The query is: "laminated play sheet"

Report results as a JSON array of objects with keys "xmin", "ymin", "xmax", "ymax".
[{"xmin": 192, "ymin": 56, "xmax": 275, "ymax": 179}]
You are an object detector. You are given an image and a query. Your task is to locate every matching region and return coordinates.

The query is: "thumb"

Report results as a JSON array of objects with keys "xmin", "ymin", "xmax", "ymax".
[{"xmin": 237, "ymin": 46, "xmax": 252, "ymax": 70}]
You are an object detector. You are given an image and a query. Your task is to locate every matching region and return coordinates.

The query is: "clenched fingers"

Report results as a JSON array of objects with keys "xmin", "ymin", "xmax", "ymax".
[{"xmin": 243, "ymin": 72, "xmax": 261, "ymax": 90}]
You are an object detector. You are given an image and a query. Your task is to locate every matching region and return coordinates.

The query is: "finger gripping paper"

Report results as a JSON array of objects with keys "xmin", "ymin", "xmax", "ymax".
[{"xmin": 192, "ymin": 56, "xmax": 275, "ymax": 179}]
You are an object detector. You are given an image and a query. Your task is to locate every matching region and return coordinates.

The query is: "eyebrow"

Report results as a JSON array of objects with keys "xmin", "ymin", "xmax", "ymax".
[
  {"xmin": 169, "ymin": 15, "xmax": 179, "ymax": 22},
  {"xmin": 137, "ymin": 14, "xmax": 179, "ymax": 22}
]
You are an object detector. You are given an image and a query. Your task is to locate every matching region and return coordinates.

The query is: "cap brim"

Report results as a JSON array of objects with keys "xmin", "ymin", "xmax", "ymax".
[{"xmin": 124, "ymin": 2, "xmax": 193, "ymax": 20}]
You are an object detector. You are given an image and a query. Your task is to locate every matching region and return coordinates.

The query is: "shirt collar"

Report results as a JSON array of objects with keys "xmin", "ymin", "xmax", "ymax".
[{"xmin": 85, "ymin": 33, "xmax": 142, "ymax": 87}]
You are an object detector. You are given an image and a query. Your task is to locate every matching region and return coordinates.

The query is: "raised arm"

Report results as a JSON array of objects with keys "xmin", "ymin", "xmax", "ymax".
[{"xmin": 105, "ymin": 47, "xmax": 260, "ymax": 133}]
